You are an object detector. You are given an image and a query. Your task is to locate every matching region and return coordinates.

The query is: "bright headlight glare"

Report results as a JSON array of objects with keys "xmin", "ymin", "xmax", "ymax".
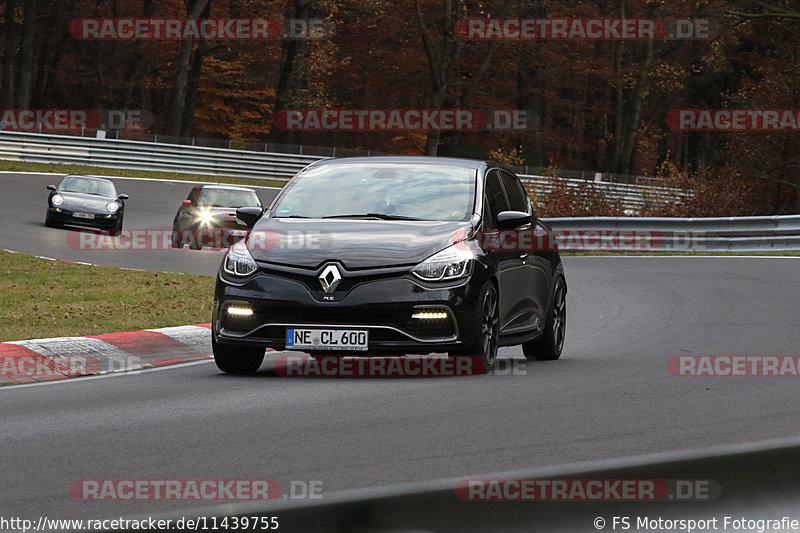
[
  {"xmin": 106, "ymin": 201, "xmax": 120, "ymax": 212},
  {"xmin": 51, "ymin": 194, "xmax": 63, "ymax": 206},
  {"xmin": 197, "ymin": 210, "xmax": 214, "ymax": 225},
  {"xmin": 223, "ymin": 240, "xmax": 258, "ymax": 277},
  {"xmin": 227, "ymin": 306, "xmax": 254, "ymax": 316},
  {"xmin": 411, "ymin": 245, "xmax": 475, "ymax": 281},
  {"xmin": 411, "ymin": 310, "xmax": 449, "ymax": 320}
]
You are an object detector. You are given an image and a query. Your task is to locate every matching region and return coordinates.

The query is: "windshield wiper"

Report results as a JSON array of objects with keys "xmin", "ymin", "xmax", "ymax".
[
  {"xmin": 273, "ymin": 215, "xmax": 311, "ymax": 219},
  {"xmin": 322, "ymin": 213, "xmax": 426, "ymax": 221}
]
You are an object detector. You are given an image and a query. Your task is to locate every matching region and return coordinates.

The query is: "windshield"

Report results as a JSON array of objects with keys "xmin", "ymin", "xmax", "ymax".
[
  {"xmin": 198, "ymin": 189, "xmax": 261, "ymax": 208},
  {"xmin": 271, "ymin": 164, "xmax": 475, "ymax": 221},
  {"xmin": 58, "ymin": 176, "xmax": 116, "ymax": 197}
]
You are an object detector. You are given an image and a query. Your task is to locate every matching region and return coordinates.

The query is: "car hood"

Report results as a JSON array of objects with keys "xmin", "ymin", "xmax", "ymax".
[
  {"xmin": 248, "ymin": 218, "xmax": 473, "ymax": 270},
  {"xmin": 57, "ymin": 192, "xmax": 115, "ymax": 211}
]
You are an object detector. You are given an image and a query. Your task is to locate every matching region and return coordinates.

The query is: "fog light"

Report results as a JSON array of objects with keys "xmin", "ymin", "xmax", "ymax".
[
  {"xmin": 411, "ymin": 310, "xmax": 449, "ymax": 320},
  {"xmin": 227, "ymin": 306, "xmax": 254, "ymax": 317}
]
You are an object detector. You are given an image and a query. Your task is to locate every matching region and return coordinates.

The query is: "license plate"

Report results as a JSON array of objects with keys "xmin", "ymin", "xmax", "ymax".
[
  {"xmin": 73, "ymin": 212, "xmax": 95, "ymax": 219},
  {"xmin": 286, "ymin": 328, "xmax": 368, "ymax": 351}
]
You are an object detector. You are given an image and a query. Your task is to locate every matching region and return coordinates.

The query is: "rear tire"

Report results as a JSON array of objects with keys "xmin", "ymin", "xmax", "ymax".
[
  {"xmin": 449, "ymin": 282, "xmax": 499, "ymax": 374},
  {"xmin": 212, "ymin": 336, "xmax": 265, "ymax": 374},
  {"xmin": 522, "ymin": 276, "xmax": 566, "ymax": 361}
]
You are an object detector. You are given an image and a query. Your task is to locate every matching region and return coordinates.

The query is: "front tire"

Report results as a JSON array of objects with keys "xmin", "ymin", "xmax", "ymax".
[
  {"xmin": 212, "ymin": 336, "xmax": 265, "ymax": 374},
  {"xmin": 189, "ymin": 225, "xmax": 202, "ymax": 250},
  {"xmin": 44, "ymin": 213, "xmax": 60, "ymax": 228},
  {"xmin": 522, "ymin": 276, "xmax": 566, "ymax": 361},
  {"xmin": 108, "ymin": 217, "xmax": 123, "ymax": 236},
  {"xmin": 450, "ymin": 283, "xmax": 499, "ymax": 374},
  {"xmin": 171, "ymin": 228, "xmax": 183, "ymax": 248}
]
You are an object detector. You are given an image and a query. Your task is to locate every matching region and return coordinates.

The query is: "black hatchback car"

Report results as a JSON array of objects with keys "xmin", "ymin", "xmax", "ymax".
[
  {"xmin": 212, "ymin": 157, "xmax": 566, "ymax": 374},
  {"xmin": 45, "ymin": 175, "xmax": 128, "ymax": 231},
  {"xmin": 171, "ymin": 185, "xmax": 262, "ymax": 249}
]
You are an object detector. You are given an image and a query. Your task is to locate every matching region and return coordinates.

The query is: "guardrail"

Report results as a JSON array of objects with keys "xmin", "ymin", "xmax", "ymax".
[
  {"xmin": 543, "ymin": 215, "xmax": 800, "ymax": 252},
  {"xmin": 0, "ymin": 131, "xmax": 320, "ymax": 180},
  {"xmin": 0, "ymin": 131, "xmax": 689, "ymax": 212},
  {"xmin": 121, "ymin": 436, "xmax": 800, "ymax": 532},
  {"xmin": 522, "ymin": 175, "xmax": 692, "ymax": 214}
]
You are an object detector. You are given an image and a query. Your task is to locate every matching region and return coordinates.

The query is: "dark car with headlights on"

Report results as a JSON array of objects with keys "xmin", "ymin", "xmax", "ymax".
[
  {"xmin": 45, "ymin": 175, "xmax": 128, "ymax": 231},
  {"xmin": 212, "ymin": 157, "xmax": 567, "ymax": 374},
  {"xmin": 171, "ymin": 185, "xmax": 262, "ymax": 249}
]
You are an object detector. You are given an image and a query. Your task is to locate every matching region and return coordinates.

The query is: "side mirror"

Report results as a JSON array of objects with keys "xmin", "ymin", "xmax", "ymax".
[
  {"xmin": 236, "ymin": 206, "xmax": 263, "ymax": 228},
  {"xmin": 47, "ymin": 185, "xmax": 56, "ymax": 191},
  {"xmin": 496, "ymin": 210, "xmax": 532, "ymax": 230},
  {"xmin": 117, "ymin": 194, "xmax": 129, "ymax": 201},
  {"xmin": 181, "ymin": 200, "xmax": 192, "ymax": 207}
]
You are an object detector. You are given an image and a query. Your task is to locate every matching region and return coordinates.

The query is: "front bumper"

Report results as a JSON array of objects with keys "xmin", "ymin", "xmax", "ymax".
[
  {"xmin": 213, "ymin": 266, "xmax": 486, "ymax": 355},
  {"xmin": 173, "ymin": 224, "xmax": 248, "ymax": 248},
  {"xmin": 48, "ymin": 207, "xmax": 122, "ymax": 229}
]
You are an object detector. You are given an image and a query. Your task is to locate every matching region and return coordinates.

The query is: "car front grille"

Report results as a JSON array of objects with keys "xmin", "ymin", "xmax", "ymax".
[{"xmin": 260, "ymin": 267, "xmax": 407, "ymax": 294}]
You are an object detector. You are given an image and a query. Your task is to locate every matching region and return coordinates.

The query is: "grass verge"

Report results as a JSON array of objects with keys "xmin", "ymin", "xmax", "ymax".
[
  {"xmin": 0, "ymin": 160, "xmax": 288, "ymax": 189},
  {"xmin": 0, "ymin": 250, "xmax": 215, "ymax": 342}
]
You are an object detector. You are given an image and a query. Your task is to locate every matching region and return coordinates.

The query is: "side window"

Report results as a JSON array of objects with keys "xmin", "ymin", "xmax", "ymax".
[
  {"xmin": 499, "ymin": 171, "xmax": 529, "ymax": 213},
  {"xmin": 484, "ymin": 170, "xmax": 510, "ymax": 229},
  {"xmin": 188, "ymin": 188, "xmax": 201, "ymax": 204}
]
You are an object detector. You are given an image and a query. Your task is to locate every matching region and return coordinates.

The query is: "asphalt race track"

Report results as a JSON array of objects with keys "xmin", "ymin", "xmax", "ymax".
[
  {"xmin": 0, "ymin": 172, "xmax": 280, "ymax": 274},
  {"xmin": 2, "ymin": 172, "xmax": 800, "ymax": 520}
]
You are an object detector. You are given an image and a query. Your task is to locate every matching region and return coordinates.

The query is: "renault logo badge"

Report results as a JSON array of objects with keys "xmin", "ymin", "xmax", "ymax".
[{"xmin": 319, "ymin": 264, "xmax": 342, "ymax": 294}]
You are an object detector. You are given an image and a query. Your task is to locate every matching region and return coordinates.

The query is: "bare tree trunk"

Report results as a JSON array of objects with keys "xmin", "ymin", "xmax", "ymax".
[
  {"xmin": 166, "ymin": 0, "xmax": 211, "ymax": 138},
  {"xmin": 619, "ymin": 38, "xmax": 654, "ymax": 175},
  {"xmin": 269, "ymin": 0, "xmax": 313, "ymax": 144},
  {"xmin": 2, "ymin": 0, "xmax": 16, "ymax": 107},
  {"xmin": 14, "ymin": 0, "xmax": 36, "ymax": 110},
  {"xmin": 605, "ymin": 0, "xmax": 625, "ymax": 172},
  {"xmin": 414, "ymin": 0, "xmax": 461, "ymax": 156},
  {"xmin": 121, "ymin": 0, "xmax": 156, "ymax": 111},
  {"xmin": 180, "ymin": 40, "xmax": 207, "ymax": 137}
]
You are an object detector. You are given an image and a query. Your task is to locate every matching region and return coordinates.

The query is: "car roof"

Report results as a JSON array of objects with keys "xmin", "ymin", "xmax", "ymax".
[
  {"xmin": 62, "ymin": 174, "xmax": 114, "ymax": 184},
  {"xmin": 193, "ymin": 184, "xmax": 256, "ymax": 192},
  {"xmin": 305, "ymin": 155, "xmax": 495, "ymax": 171}
]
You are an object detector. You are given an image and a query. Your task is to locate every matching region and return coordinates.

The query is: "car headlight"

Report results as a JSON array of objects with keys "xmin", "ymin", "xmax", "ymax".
[
  {"xmin": 106, "ymin": 201, "xmax": 120, "ymax": 212},
  {"xmin": 411, "ymin": 244, "xmax": 475, "ymax": 281},
  {"xmin": 51, "ymin": 194, "xmax": 64, "ymax": 206},
  {"xmin": 196, "ymin": 210, "xmax": 214, "ymax": 226},
  {"xmin": 223, "ymin": 239, "xmax": 258, "ymax": 277}
]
